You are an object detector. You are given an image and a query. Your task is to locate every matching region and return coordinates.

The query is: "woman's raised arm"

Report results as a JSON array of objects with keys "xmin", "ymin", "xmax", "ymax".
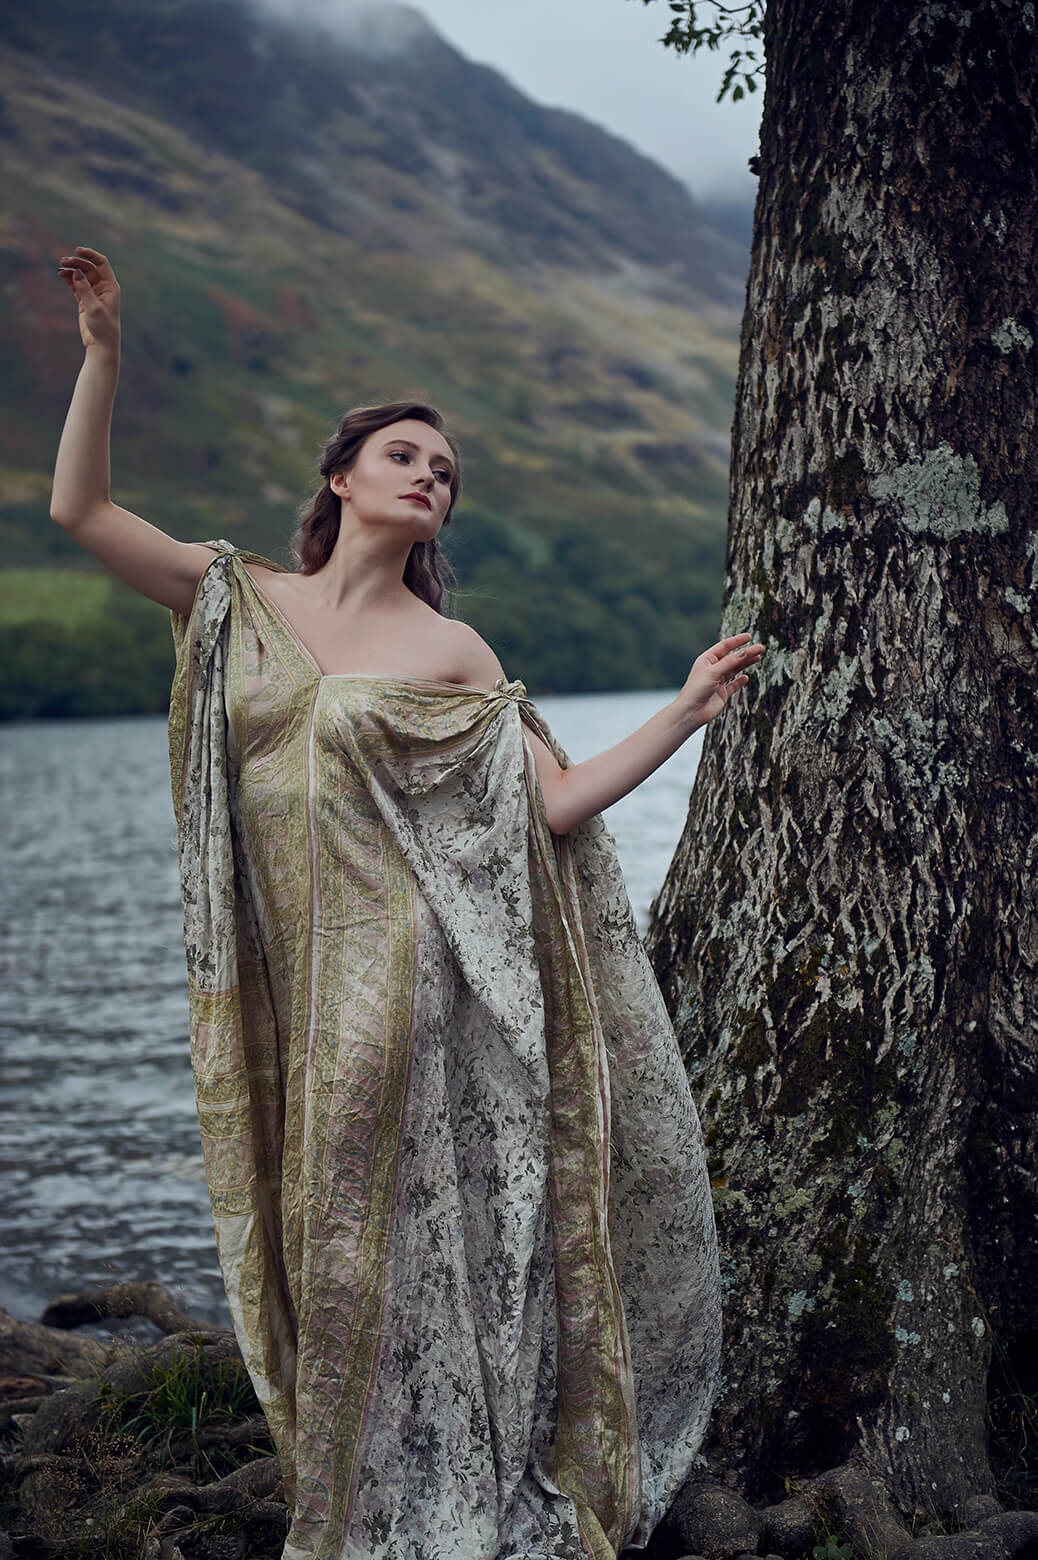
[{"xmin": 50, "ymin": 247, "xmax": 215, "ymax": 617}]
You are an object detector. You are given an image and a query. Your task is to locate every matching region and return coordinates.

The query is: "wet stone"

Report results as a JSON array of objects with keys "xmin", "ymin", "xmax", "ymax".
[
  {"xmin": 823, "ymin": 1464, "xmax": 912, "ymax": 1559},
  {"xmin": 668, "ymin": 1482, "xmax": 765, "ymax": 1560},
  {"xmin": 977, "ymin": 1511, "xmax": 1038, "ymax": 1558},
  {"xmin": 761, "ymin": 1493, "xmax": 819, "ymax": 1557},
  {"xmin": 897, "ymin": 1535, "xmax": 1008, "ymax": 1560},
  {"xmin": 961, "ymin": 1498, "xmax": 1003, "ymax": 1527}
]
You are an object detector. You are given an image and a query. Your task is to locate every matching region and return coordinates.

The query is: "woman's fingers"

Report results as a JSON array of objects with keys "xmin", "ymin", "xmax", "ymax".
[
  {"xmin": 72, "ymin": 245, "xmax": 111, "ymax": 268},
  {"xmin": 58, "ymin": 261, "xmax": 97, "ymax": 290},
  {"xmin": 55, "ymin": 247, "xmax": 121, "ymax": 350},
  {"xmin": 713, "ymin": 641, "xmax": 765, "ymax": 672},
  {"xmin": 56, "ymin": 249, "xmax": 118, "ymax": 288},
  {"xmin": 707, "ymin": 640, "xmax": 765, "ymax": 698},
  {"xmin": 710, "ymin": 632, "xmax": 754, "ymax": 657},
  {"xmin": 680, "ymin": 636, "xmax": 767, "ymax": 721},
  {"xmin": 706, "ymin": 633, "xmax": 764, "ymax": 663},
  {"xmin": 56, "ymin": 249, "xmax": 120, "ymax": 324}
]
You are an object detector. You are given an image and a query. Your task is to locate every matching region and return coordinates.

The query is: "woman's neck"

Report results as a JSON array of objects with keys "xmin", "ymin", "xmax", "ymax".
[{"xmin": 303, "ymin": 526, "xmax": 414, "ymax": 611}]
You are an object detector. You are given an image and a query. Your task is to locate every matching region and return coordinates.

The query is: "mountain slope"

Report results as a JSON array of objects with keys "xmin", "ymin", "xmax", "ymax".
[
  {"xmin": 0, "ymin": 0, "xmax": 744, "ymax": 714},
  {"xmin": 0, "ymin": 0, "xmax": 746, "ymax": 302}
]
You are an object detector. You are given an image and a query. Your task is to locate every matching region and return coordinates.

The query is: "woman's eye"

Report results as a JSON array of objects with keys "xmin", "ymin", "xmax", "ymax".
[{"xmin": 388, "ymin": 448, "xmax": 449, "ymax": 482}]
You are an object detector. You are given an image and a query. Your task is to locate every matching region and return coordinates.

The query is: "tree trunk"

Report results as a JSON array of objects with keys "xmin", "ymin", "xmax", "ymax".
[{"xmin": 646, "ymin": 0, "xmax": 1038, "ymax": 1521}]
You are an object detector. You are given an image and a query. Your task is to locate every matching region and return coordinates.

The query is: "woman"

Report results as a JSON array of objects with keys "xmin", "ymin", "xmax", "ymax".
[{"xmin": 52, "ymin": 246, "xmax": 763, "ymax": 1560}]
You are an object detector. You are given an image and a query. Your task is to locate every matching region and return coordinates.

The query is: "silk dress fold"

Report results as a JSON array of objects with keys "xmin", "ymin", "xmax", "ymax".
[{"xmin": 168, "ymin": 544, "xmax": 721, "ymax": 1560}]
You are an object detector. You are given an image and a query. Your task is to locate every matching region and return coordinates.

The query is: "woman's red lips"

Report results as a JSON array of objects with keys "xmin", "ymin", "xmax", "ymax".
[{"xmin": 402, "ymin": 493, "xmax": 432, "ymax": 509}]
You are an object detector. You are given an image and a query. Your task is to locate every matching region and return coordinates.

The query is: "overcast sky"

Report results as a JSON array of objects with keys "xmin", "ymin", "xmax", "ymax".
[{"xmin": 402, "ymin": 0, "xmax": 762, "ymax": 203}]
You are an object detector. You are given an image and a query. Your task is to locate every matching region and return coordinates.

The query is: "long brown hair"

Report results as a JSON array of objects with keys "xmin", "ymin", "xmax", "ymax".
[{"xmin": 291, "ymin": 401, "xmax": 461, "ymax": 613}]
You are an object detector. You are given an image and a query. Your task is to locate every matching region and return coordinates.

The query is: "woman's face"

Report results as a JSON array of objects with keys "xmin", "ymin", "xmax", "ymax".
[{"xmin": 330, "ymin": 418, "xmax": 456, "ymax": 540}]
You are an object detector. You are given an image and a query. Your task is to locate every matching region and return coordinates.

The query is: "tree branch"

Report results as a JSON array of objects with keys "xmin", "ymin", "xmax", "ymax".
[{"xmin": 640, "ymin": 0, "xmax": 765, "ymax": 99}]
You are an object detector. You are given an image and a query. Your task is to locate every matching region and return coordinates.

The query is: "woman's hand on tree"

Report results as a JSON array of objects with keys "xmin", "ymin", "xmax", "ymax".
[
  {"xmin": 677, "ymin": 632, "xmax": 765, "ymax": 727},
  {"xmin": 57, "ymin": 246, "xmax": 121, "ymax": 355}
]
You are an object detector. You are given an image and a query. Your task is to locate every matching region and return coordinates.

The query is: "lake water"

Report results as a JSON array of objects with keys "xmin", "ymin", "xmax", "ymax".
[{"xmin": 0, "ymin": 693, "xmax": 702, "ymax": 1329}]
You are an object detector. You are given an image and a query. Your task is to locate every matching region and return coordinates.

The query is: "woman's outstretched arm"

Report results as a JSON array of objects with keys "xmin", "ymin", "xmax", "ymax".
[
  {"xmin": 525, "ymin": 634, "xmax": 765, "ymax": 835},
  {"xmin": 50, "ymin": 246, "xmax": 214, "ymax": 616}
]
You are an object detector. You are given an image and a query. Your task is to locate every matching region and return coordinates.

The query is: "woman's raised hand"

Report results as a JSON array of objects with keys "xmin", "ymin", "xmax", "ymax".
[
  {"xmin": 678, "ymin": 632, "xmax": 766, "ymax": 727},
  {"xmin": 57, "ymin": 246, "xmax": 121, "ymax": 355}
]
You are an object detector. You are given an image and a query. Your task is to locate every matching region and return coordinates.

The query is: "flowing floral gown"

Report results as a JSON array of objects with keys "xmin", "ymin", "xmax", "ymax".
[{"xmin": 168, "ymin": 545, "xmax": 721, "ymax": 1560}]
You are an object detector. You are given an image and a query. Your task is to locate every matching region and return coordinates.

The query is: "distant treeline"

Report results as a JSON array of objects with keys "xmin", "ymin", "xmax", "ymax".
[
  {"xmin": 0, "ymin": 514, "xmax": 724, "ymax": 719},
  {"xmin": 0, "ymin": 586, "xmax": 175, "ymax": 721}
]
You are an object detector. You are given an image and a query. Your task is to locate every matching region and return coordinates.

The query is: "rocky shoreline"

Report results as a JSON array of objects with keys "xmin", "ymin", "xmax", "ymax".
[
  {"xmin": 0, "ymin": 1284, "xmax": 283, "ymax": 1559},
  {"xmin": 1, "ymin": 1283, "xmax": 1036, "ymax": 1560}
]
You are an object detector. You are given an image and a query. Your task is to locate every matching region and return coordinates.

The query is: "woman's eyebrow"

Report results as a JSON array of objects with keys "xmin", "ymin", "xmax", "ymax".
[{"xmin": 382, "ymin": 437, "xmax": 455, "ymax": 474}]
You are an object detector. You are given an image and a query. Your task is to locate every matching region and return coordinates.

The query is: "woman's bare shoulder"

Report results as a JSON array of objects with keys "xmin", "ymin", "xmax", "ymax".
[
  {"xmin": 440, "ymin": 618, "xmax": 506, "ymax": 688},
  {"xmin": 240, "ymin": 556, "xmax": 292, "ymax": 594}
]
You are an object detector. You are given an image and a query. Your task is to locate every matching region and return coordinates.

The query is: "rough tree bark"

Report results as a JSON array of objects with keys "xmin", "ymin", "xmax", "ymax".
[{"xmin": 647, "ymin": 0, "xmax": 1037, "ymax": 1521}]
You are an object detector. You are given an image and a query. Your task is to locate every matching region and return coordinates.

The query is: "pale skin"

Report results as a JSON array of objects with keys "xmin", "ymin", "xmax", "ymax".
[{"xmin": 52, "ymin": 246, "xmax": 765, "ymax": 835}]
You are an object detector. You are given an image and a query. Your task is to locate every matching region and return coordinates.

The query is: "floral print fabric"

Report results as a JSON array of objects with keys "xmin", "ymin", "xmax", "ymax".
[{"xmin": 169, "ymin": 545, "xmax": 720, "ymax": 1559}]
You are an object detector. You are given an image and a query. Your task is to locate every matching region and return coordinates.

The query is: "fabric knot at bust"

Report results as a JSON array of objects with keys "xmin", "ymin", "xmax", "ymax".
[{"xmin": 491, "ymin": 676, "xmax": 528, "ymax": 701}]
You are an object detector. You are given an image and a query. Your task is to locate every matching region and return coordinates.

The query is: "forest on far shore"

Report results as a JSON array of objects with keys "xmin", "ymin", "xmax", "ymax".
[{"xmin": 0, "ymin": 503, "xmax": 726, "ymax": 720}]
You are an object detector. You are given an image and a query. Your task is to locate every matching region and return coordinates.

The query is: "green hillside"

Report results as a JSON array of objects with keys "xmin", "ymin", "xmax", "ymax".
[{"xmin": 0, "ymin": 2, "xmax": 743, "ymax": 717}]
